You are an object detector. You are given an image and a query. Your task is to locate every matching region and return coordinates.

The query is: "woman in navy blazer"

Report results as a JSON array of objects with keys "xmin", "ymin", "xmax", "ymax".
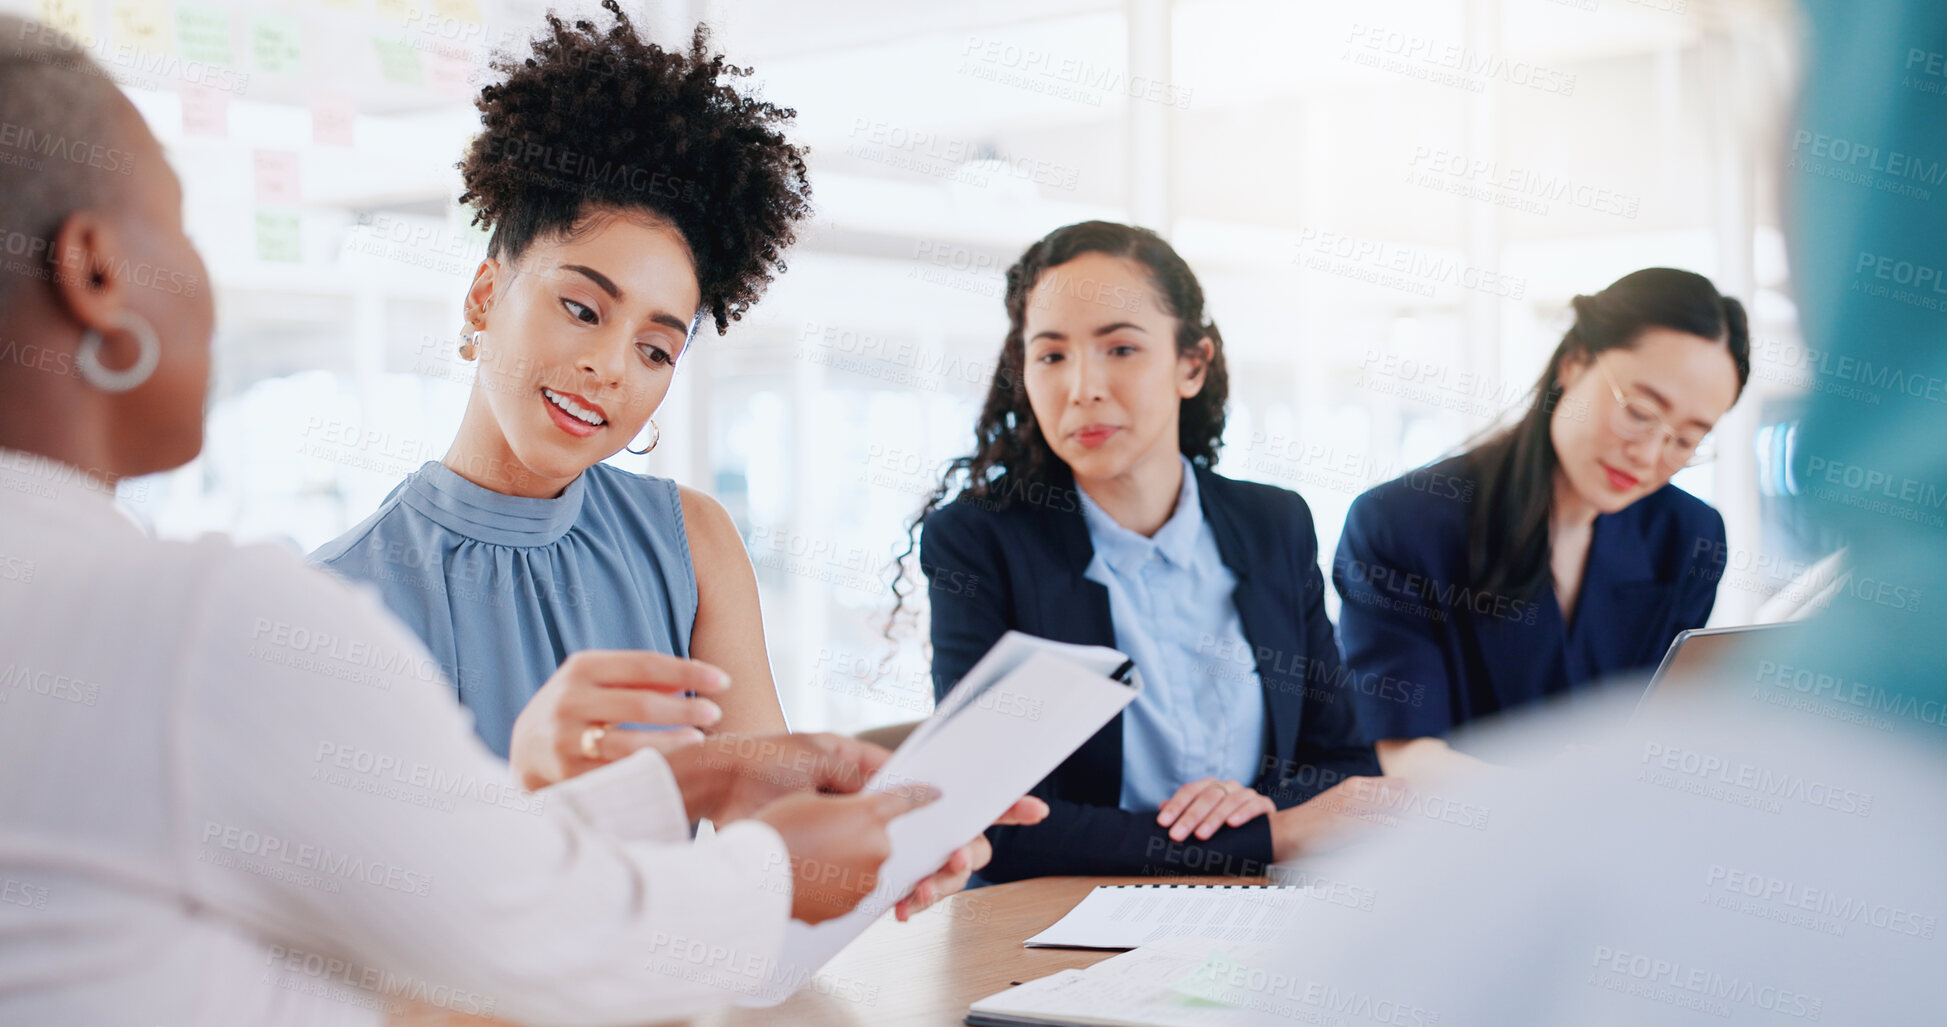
[
  {"xmin": 903, "ymin": 222, "xmax": 1383, "ymax": 883},
  {"xmin": 1335, "ymin": 268, "xmax": 1749, "ymax": 775}
]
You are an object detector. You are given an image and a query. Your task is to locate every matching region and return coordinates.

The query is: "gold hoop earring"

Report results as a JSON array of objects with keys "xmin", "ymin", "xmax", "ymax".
[{"xmin": 625, "ymin": 419, "xmax": 660, "ymax": 456}]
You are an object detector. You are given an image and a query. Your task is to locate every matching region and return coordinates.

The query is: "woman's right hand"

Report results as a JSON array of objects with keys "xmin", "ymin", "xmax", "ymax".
[
  {"xmin": 1156, "ymin": 778, "xmax": 1276, "ymax": 841},
  {"xmin": 754, "ymin": 787, "xmax": 938, "ymax": 924},
  {"xmin": 1268, "ymin": 776, "xmax": 1413, "ymax": 863},
  {"xmin": 509, "ymin": 650, "xmax": 731, "ymax": 791}
]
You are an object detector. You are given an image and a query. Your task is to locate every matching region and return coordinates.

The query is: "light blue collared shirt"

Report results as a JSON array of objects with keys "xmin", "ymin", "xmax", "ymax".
[{"xmin": 1077, "ymin": 455, "xmax": 1268, "ymax": 812}]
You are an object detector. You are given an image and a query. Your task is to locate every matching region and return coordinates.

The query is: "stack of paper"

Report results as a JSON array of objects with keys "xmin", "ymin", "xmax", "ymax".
[{"xmin": 1025, "ymin": 885, "xmax": 1310, "ymax": 950}]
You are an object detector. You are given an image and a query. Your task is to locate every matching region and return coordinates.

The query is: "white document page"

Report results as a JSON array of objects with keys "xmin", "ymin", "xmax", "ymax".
[
  {"xmin": 906, "ymin": 631, "xmax": 1134, "ymax": 752},
  {"xmin": 1024, "ymin": 885, "xmax": 1308, "ymax": 950},
  {"xmin": 737, "ymin": 634, "xmax": 1139, "ymax": 1006}
]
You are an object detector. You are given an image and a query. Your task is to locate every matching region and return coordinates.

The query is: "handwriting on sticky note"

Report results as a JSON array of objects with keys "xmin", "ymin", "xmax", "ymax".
[
  {"xmin": 255, "ymin": 151, "xmax": 302, "ymax": 206},
  {"xmin": 175, "ymin": 4, "xmax": 232, "ymax": 67},
  {"xmin": 428, "ymin": 49, "xmax": 476, "ymax": 99},
  {"xmin": 37, "ymin": 0, "xmax": 92, "ymax": 42},
  {"xmin": 251, "ymin": 13, "xmax": 302, "ymax": 75},
  {"xmin": 180, "ymin": 83, "xmax": 229, "ymax": 137},
  {"xmin": 111, "ymin": 0, "xmax": 173, "ymax": 53},
  {"xmin": 311, "ymin": 93, "xmax": 356, "ymax": 147}
]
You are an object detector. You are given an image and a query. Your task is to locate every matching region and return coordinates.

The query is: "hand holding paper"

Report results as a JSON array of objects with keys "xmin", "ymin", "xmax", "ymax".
[
  {"xmin": 751, "ymin": 785, "xmax": 938, "ymax": 924},
  {"xmin": 894, "ymin": 794, "xmax": 1050, "ymax": 921},
  {"xmin": 738, "ymin": 632, "xmax": 1141, "ymax": 1006}
]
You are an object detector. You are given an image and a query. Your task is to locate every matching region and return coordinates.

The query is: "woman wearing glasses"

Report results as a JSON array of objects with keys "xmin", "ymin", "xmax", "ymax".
[{"xmin": 1334, "ymin": 268, "xmax": 1749, "ymax": 775}]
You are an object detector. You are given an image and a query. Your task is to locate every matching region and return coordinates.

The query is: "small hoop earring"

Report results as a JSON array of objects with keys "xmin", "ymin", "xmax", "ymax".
[
  {"xmin": 625, "ymin": 419, "xmax": 660, "ymax": 456},
  {"xmin": 458, "ymin": 328, "xmax": 483, "ymax": 361},
  {"xmin": 76, "ymin": 310, "xmax": 161, "ymax": 393}
]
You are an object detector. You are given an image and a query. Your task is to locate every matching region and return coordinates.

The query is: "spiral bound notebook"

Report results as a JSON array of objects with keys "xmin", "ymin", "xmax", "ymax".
[{"xmin": 1024, "ymin": 884, "xmax": 1305, "ymax": 950}]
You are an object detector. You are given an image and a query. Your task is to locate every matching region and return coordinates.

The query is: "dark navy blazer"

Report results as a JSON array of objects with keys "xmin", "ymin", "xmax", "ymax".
[
  {"xmin": 921, "ymin": 463, "xmax": 1380, "ymax": 883},
  {"xmin": 1332, "ymin": 455, "xmax": 1729, "ymax": 742}
]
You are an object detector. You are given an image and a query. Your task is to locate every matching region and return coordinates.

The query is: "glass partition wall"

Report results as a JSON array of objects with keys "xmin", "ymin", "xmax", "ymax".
[{"xmin": 20, "ymin": 0, "xmax": 1803, "ymax": 732}]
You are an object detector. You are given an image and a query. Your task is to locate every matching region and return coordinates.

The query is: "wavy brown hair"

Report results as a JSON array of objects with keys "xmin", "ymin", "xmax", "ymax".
[{"xmin": 888, "ymin": 221, "xmax": 1231, "ymax": 627}]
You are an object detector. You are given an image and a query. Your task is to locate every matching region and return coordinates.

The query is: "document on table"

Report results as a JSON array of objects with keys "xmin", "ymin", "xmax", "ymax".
[
  {"xmin": 968, "ymin": 936, "xmax": 1289, "ymax": 1027},
  {"xmin": 735, "ymin": 631, "xmax": 1142, "ymax": 1006},
  {"xmin": 1024, "ymin": 885, "xmax": 1309, "ymax": 950}
]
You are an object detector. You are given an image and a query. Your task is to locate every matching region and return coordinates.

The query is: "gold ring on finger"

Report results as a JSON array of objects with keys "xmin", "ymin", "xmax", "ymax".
[{"xmin": 579, "ymin": 724, "xmax": 608, "ymax": 761}]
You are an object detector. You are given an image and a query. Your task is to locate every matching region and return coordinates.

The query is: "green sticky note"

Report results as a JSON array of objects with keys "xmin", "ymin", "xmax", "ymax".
[
  {"xmin": 1168, "ymin": 948, "xmax": 1257, "ymax": 1008},
  {"xmin": 251, "ymin": 14, "xmax": 302, "ymax": 75},
  {"xmin": 176, "ymin": 5, "xmax": 232, "ymax": 67},
  {"xmin": 256, "ymin": 210, "xmax": 301, "ymax": 263},
  {"xmin": 373, "ymin": 36, "xmax": 423, "ymax": 85}
]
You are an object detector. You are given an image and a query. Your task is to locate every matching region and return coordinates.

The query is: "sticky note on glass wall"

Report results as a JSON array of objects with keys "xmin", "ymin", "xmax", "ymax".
[
  {"xmin": 111, "ymin": 0, "xmax": 174, "ymax": 53},
  {"xmin": 256, "ymin": 210, "xmax": 302, "ymax": 263},
  {"xmin": 373, "ymin": 37, "xmax": 423, "ymax": 84},
  {"xmin": 428, "ymin": 49, "xmax": 473, "ymax": 99},
  {"xmin": 311, "ymin": 92, "xmax": 356, "ymax": 147},
  {"xmin": 180, "ymin": 82, "xmax": 229, "ymax": 137},
  {"xmin": 255, "ymin": 150, "xmax": 302, "ymax": 205},
  {"xmin": 431, "ymin": 0, "xmax": 481, "ymax": 22},
  {"xmin": 36, "ymin": 0, "xmax": 92, "ymax": 43},
  {"xmin": 176, "ymin": 5, "xmax": 233, "ymax": 67},
  {"xmin": 251, "ymin": 13, "xmax": 302, "ymax": 75}
]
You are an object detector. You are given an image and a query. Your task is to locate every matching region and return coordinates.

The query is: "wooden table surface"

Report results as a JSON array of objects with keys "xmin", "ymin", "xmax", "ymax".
[{"xmin": 396, "ymin": 875, "xmax": 1263, "ymax": 1027}]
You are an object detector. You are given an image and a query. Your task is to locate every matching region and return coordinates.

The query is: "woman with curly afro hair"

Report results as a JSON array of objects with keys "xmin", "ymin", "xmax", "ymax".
[{"xmin": 315, "ymin": 2, "xmax": 809, "ymax": 789}]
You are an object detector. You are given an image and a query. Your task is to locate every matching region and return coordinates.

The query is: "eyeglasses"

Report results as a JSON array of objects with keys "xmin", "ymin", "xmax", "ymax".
[{"xmin": 1597, "ymin": 364, "xmax": 1715, "ymax": 469}]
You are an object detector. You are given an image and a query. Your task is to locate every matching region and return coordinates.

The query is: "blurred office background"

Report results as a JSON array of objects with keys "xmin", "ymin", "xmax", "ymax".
[{"xmin": 13, "ymin": 0, "xmax": 1815, "ymax": 732}]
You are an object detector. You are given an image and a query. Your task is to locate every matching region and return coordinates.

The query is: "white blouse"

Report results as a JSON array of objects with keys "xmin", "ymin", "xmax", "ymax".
[{"xmin": 0, "ymin": 450, "xmax": 793, "ymax": 1026}]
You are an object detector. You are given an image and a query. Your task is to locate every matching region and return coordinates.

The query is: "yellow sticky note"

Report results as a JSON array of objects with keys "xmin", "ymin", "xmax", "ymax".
[
  {"xmin": 112, "ymin": 0, "xmax": 173, "ymax": 53},
  {"xmin": 431, "ymin": 0, "xmax": 479, "ymax": 23},
  {"xmin": 256, "ymin": 210, "xmax": 301, "ymax": 263},
  {"xmin": 37, "ymin": 0, "xmax": 94, "ymax": 44},
  {"xmin": 373, "ymin": 0, "xmax": 416, "ymax": 24}
]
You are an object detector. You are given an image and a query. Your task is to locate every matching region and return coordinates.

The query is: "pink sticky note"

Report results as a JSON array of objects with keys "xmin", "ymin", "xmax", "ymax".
[
  {"xmin": 310, "ymin": 91, "xmax": 355, "ymax": 147},
  {"xmin": 428, "ymin": 49, "xmax": 475, "ymax": 100},
  {"xmin": 180, "ymin": 82, "xmax": 228, "ymax": 137},
  {"xmin": 254, "ymin": 150, "xmax": 301, "ymax": 205}
]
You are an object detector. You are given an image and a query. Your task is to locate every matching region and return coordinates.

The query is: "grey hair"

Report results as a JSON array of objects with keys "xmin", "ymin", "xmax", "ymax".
[{"xmin": 0, "ymin": 15, "xmax": 130, "ymax": 314}]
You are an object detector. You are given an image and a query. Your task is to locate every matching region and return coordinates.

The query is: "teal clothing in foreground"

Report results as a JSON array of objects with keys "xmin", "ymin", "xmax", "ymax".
[
  {"xmin": 1764, "ymin": 0, "xmax": 1947, "ymax": 724},
  {"xmin": 310, "ymin": 461, "xmax": 697, "ymax": 757}
]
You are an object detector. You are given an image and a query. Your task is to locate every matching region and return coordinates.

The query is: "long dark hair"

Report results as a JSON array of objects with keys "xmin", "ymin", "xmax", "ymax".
[
  {"xmin": 1467, "ymin": 267, "xmax": 1751, "ymax": 599},
  {"xmin": 888, "ymin": 221, "xmax": 1230, "ymax": 626}
]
